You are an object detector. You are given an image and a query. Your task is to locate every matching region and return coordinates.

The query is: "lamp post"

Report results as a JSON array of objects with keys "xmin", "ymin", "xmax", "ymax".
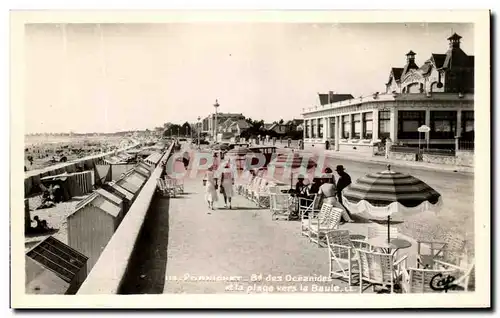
[
  {"xmin": 197, "ymin": 116, "xmax": 201, "ymax": 149},
  {"xmin": 213, "ymin": 99, "xmax": 220, "ymax": 143}
]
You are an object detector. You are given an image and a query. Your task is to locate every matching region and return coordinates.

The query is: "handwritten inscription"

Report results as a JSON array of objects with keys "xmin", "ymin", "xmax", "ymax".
[{"xmin": 430, "ymin": 273, "xmax": 458, "ymax": 293}]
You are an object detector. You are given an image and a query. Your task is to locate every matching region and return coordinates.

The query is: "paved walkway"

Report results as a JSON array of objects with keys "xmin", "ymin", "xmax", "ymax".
[{"xmin": 162, "ymin": 169, "xmax": 422, "ymax": 295}]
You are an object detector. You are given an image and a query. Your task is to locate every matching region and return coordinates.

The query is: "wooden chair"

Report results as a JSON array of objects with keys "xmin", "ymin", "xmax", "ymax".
[
  {"xmin": 270, "ymin": 193, "xmax": 292, "ymax": 221},
  {"xmin": 309, "ymin": 205, "xmax": 343, "ymax": 247},
  {"xmin": 400, "ymin": 263, "xmax": 461, "ymax": 293},
  {"xmin": 164, "ymin": 177, "xmax": 178, "ymax": 198},
  {"xmin": 175, "ymin": 178, "xmax": 184, "ymax": 194},
  {"xmin": 416, "ymin": 237, "xmax": 467, "ymax": 269},
  {"xmin": 433, "ymin": 259, "xmax": 475, "ymax": 292},
  {"xmin": 243, "ymin": 177, "xmax": 257, "ymax": 199},
  {"xmin": 249, "ymin": 177, "xmax": 264, "ymax": 202},
  {"xmin": 326, "ymin": 230, "xmax": 368, "ymax": 286},
  {"xmin": 356, "ymin": 249, "xmax": 408, "ymax": 294},
  {"xmin": 156, "ymin": 178, "xmax": 168, "ymax": 196},
  {"xmin": 300, "ymin": 195, "xmax": 321, "ymax": 237},
  {"xmin": 255, "ymin": 181, "xmax": 274, "ymax": 208}
]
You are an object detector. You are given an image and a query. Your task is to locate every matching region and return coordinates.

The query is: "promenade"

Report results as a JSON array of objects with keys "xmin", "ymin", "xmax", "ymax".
[{"xmin": 124, "ymin": 159, "xmax": 423, "ymax": 295}]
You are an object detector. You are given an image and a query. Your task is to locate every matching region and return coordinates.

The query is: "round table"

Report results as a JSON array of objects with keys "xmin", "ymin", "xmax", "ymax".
[
  {"xmin": 366, "ymin": 237, "xmax": 412, "ymax": 255},
  {"xmin": 349, "ymin": 234, "xmax": 366, "ymax": 241}
]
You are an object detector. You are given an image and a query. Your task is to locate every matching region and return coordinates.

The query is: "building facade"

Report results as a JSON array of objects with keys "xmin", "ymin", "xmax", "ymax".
[
  {"xmin": 302, "ymin": 33, "xmax": 474, "ymax": 155},
  {"xmin": 202, "ymin": 113, "xmax": 246, "ymax": 139}
]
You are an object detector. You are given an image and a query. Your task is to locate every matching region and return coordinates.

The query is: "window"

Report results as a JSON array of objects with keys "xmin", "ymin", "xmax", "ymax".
[
  {"xmin": 398, "ymin": 111, "xmax": 425, "ymax": 139},
  {"xmin": 318, "ymin": 119, "xmax": 324, "ymax": 138},
  {"xmin": 329, "ymin": 117, "xmax": 335, "ymax": 139},
  {"xmin": 431, "ymin": 111, "xmax": 457, "ymax": 139},
  {"xmin": 363, "ymin": 112, "xmax": 373, "ymax": 139},
  {"xmin": 305, "ymin": 120, "xmax": 310, "ymax": 138},
  {"xmin": 311, "ymin": 119, "xmax": 317, "ymax": 138},
  {"xmin": 342, "ymin": 115, "xmax": 350, "ymax": 139},
  {"xmin": 379, "ymin": 111, "xmax": 391, "ymax": 139},
  {"xmin": 352, "ymin": 114, "xmax": 361, "ymax": 139},
  {"xmin": 461, "ymin": 111, "xmax": 474, "ymax": 140}
]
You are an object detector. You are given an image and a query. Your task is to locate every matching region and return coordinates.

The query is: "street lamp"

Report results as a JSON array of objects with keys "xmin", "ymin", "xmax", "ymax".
[
  {"xmin": 197, "ymin": 116, "xmax": 201, "ymax": 148},
  {"xmin": 213, "ymin": 99, "xmax": 220, "ymax": 143}
]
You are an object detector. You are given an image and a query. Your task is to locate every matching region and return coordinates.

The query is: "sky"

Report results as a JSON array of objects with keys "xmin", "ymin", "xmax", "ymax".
[{"xmin": 24, "ymin": 22, "xmax": 474, "ymax": 134}]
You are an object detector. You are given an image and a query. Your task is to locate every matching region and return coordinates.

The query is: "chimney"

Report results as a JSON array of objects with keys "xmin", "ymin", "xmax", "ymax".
[
  {"xmin": 406, "ymin": 50, "xmax": 416, "ymax": 63},
  {"xmin": 448, "ymin": 33, "xmax": 462, "ymax": 49}
]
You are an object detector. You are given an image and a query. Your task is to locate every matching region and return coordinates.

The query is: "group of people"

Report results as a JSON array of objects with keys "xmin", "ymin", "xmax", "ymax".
[
  {"xmin": 203, "ymin": 163, "xmax": 235, "ymax": 210},
  {"xmin": 294, "ymin": 165, "xmax": 354, "ymax": 224}
]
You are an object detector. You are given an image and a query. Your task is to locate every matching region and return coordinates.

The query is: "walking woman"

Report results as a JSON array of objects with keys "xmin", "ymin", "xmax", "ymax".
[
  {"xmin": 203, "ymin": 166, "xmax": 219, "ymax": 210},
  {"xmin": 316, "ymin": 173, "xmax": 354, "ymax": 224},
  {"xmin": 220, "ymin": 163, "xmax": 235, "ymax": 209}
]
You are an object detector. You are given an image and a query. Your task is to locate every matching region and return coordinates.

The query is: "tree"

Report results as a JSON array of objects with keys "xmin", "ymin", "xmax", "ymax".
[{"xmin": 279, "ymin": 119, "xmax": 284, "ymax": 124}]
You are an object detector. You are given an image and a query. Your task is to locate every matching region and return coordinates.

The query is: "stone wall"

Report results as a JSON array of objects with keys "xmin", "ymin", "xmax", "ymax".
[
  {"xmin": 421, "ymin": 153, "xmax": 456, "ymax": 165},
  {"xmin": 389, "ymin": 152, "xmax": 416, "ymax": 162},
  {"xmin": 455, "ymin": 150, "xmax": 474, "ymax": 167}
]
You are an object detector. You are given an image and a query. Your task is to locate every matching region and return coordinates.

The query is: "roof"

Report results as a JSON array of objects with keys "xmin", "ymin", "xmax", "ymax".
[
  {"xmin": 136, "ymin": 161, "xmax": 154, "ymax": 172},
  {"xmin": 401, "ymin": 61, "xmax": 419, "ymax": 78},
  {"xmin": 285, "ymin": 119, "xmax": 304, "ymax": 125},
  {"xmin": 105, "ymin": 182, "xmax": 134, "ymax": 201},
  {"xmin": 133, "ymin": 166, "xmax": 150, "ymax": 178},
  {"xmin": 144, "ymin": 152, "xmax": 162, "ymax": 165},
  {"xmin": 26, "ymin": 236, "xmax": 88, "ymax": 284},
  {"xmin": 391, "ymin": 68, "xmax": 404, "ymax": 82},
  {"xmin": 72, "ymin": 188, "xmax": 123, "ymax": 217},
  {"xmin": 116, "ymin": 173, "xmax": 146, "ymax": 194},
  {"xmin": 431, "ymin": 54, "xmax": 447, "ymax": 68},
  {"xmin": 230, "ymin": 119, "xmax": 250, "ymax": 129},
  {"xmin": 442, "ymin": 47, "xmax": 472, "ymax": 69},
  {"xmin": 318, "ymin": 93, "xmax": 354, "ymax": 105},
  {"xmin": 95, "ymin": 188, "xmax": 122, "ymax": 206}
]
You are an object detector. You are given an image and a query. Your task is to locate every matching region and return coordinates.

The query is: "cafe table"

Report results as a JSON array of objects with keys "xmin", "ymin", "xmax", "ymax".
[{"xmin": 365, "ymin": 237, "xmax": 412, "ymax": 256}]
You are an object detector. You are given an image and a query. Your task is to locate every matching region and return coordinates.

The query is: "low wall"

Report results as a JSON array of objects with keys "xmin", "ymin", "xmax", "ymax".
[
  {"xmin": 421, "ymin": 153, "xmax": 456, "ymax": 165},
  {"xmin": 77, "ymin": 144, "xmax": 172, "ymax": 294},
  {"xmin": 456, "ymin": 150, "xmax": 474, "ymax": 167},
  {"xmin": 389, "ymin": 152, "xmax": 416, "ymax": 162}
]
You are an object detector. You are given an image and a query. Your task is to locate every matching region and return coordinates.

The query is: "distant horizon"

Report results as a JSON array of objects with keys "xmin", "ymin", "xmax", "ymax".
[{"xmin": 25, "ymin": 22, "xmax": 474, "ymax": 134}]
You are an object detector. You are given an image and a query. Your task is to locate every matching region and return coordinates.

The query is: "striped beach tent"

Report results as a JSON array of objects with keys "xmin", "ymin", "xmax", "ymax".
[{"xmin": 342, "ymin": 164, "xmax": 442, "ymax": 234}]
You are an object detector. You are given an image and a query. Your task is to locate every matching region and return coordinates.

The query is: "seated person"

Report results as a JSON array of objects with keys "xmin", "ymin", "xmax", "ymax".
[
  {"xmin": 294, "ymin": 175, "xmax": 307, "ymax": 196},
  {"xmin": 306, "ymin": 178, "xmax": 322, "ymax": 197}
]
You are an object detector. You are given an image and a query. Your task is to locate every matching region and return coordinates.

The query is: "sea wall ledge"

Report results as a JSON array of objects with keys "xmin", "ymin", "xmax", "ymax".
[{"xmin": 76, "ymin": 144, "xmax": 173, "ymax": 294}]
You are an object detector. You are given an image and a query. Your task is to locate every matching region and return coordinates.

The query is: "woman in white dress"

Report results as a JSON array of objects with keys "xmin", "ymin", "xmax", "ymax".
[
  {"xmin": 220, "ymin": 164, "xmax": 235, "ymax": 209},
  {"xmin": 204, "ymin": 167, "xmax": 218, "ymax": 210}
]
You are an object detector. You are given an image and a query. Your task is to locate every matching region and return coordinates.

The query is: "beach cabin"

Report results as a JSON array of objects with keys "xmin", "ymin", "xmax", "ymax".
[
  {"xmin": 66, "ymin": 188, "xmax": 124, "ymax": 274},
  {"xmin": 114, "ymin": 169, "xmax": 148, "ymax": 195},
  {"xmin": 144, "ymin": 152, "xmax": 162, "ymax": 167},
  {"xmin": 25, "ymin": 236, "xmax": 88, "ymax": 294},
  {"xmin": 101, "ymin": 181, "xmax": 135, "ymax": 215}
]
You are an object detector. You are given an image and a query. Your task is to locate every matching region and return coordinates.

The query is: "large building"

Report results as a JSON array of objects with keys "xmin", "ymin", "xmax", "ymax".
[
  {"xmin": 202, "ymin": 113, "xmax": 246, "ymax": 139},
  {"xmin": 302, "ymin": 33, "xmax": 475, "ymax": 155}
]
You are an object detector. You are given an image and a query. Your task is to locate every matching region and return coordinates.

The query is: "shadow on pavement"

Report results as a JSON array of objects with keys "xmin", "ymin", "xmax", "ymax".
[{"xmin": 119, "ymin": 194, "xmax": 170, "ymax": 294}]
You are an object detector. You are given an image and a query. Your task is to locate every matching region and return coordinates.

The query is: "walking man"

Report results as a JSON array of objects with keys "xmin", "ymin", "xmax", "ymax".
[{"xmin": 335, "ymin": 165, "xmax": 353, "ymax": 218}]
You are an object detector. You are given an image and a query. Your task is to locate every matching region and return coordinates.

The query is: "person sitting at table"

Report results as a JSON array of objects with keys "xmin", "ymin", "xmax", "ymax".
[
  {"xmin": 316, "ymin": 174, "xmax": 354, "ymax": 224},
  {"xmin": 306, "ymin": 178, "xmax": 322, "ymax": 197},
  {"xmin": 294, "ymin": 174, "xmax": 307, "ymax": 196}
]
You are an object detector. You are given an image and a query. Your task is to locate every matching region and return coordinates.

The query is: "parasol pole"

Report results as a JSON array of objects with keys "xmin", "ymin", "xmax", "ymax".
[
  {"xmin": 290, "ymin": 172, "xmax": 293, "ymax": 190},
  {"xmin": 387, "ymin": 215, "xmax": 391, "ymax": 242}
]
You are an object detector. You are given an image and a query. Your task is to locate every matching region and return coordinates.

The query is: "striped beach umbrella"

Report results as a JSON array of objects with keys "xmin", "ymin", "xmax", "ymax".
[{"xmin": 342, "ymin": 165, "xmax": 442, "ymax": 240}]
